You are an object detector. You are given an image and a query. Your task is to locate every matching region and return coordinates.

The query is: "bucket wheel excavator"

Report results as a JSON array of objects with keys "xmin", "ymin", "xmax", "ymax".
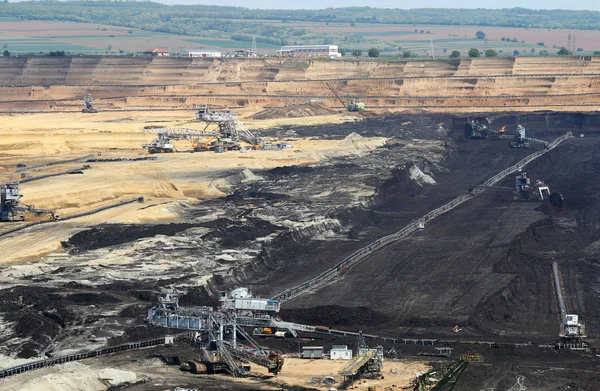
[
  {"xmin": 468, "ymin": 172, "xmax": 563, "ymax": 206},
  {"xmin": 1, "ymin": 182, "xmax": 56, "ymax": 221}
]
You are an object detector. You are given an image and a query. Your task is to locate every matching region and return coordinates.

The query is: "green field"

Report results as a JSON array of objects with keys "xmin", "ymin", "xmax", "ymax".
[{"xmin": 183, "ymin": 39, "xmax": 280, "ymax": 49}]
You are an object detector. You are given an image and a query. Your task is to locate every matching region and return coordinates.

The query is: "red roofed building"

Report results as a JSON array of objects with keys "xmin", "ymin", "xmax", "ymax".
[{"xmin": 143, "ymin": 48, "xmax": 170, "ymax": 57}]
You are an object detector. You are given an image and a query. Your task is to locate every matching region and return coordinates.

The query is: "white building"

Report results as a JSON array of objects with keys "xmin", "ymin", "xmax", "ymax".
[
  {"xmin": 277, "ymin": 45, "xmax": 341, "ymax": 58},
  {"xmin": 179, "ymin": 50, "xmax": 222, "ymax": 58},
  {"xmin": 330, "ymin": 345, "xmax": 352, "ymax": 360}
]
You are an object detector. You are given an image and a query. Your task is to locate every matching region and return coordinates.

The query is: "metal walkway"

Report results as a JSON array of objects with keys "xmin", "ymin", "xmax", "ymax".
[
  {"xmin": 272, "ymin": 132, "xmax": 573, "ymax": 304},
  {"xmin": 0, "ymin": 334, "xmax": 188, "ymax": 379},
  {"xmin": 0, "ymin": 196, "xmax": 144, "ymax": 238}
]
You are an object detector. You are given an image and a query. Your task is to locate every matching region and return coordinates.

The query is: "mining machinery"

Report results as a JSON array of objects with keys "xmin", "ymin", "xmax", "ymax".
[
  {"xmin": 465, "ymin": 116, "xmax": 508, "ymax": 139},
  {"xmin": 468, "ymin": 171, "xmax": 563, "ymax": 206},
  {"xmin": 338, "ymin": 331, "xmax": 384, "ymax": 386},
  {"xmin": 552, "ymin": 262, "xmax": 587, "ymax": 350},
  {"xmin": 148, "ymin": 288, "xmax": 284, "ymax": 376},
  {"xmin": 465, "ymin": 116, "xmax": 491, "ymax": 139},
  {"xmin": 326, "ymin": 82, "xmax": 365, "ymax": 112},
  {"xmin": 412, "ymin": 353, "xmax": 483, "ymax": 391},
  {"xmin": 195, "ymin": 105, "xmax": 263, "ymax": 147},
  {"xmin": 0, "ymin": 182, "xmax": 56, "ymax": 221},
  {"xmin": 82, "ymin": 94, "xmax": 98, "ymax": 113},
  {"xmin": 510, "ymin": 125, "xmax": 548, "ymax": 148},
  {"xmin": 142, "ymin": 127, "xmax": 218, "ymax": 153}
]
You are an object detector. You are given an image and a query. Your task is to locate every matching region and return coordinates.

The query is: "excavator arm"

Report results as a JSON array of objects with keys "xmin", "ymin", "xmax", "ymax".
[{"xmin": 326, "ymin": 82, "xmax": 349, "ymax": 110}]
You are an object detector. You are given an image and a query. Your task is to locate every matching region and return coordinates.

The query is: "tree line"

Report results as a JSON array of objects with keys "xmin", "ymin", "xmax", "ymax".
[
  {"xmin": 2, "ymin": 2, "xmax": 600, "ymax": 56},
  {"xmin": 4, "ymin": 2, "xmax": 597, "ymax": 31}
]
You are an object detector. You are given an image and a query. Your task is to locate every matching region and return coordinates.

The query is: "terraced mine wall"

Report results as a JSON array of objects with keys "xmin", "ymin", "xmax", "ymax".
[{"xmin": 0, "ymin": 56, "xmax": 598, "ymax": 111}]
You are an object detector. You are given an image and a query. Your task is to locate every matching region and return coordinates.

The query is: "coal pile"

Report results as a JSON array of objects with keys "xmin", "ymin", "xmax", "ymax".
[{"xmin": 61, "ymin": 223, "xmax": 197, "ymax": 253}]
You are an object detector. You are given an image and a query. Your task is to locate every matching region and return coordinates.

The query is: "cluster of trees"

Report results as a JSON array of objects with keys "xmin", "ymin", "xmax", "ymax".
[
  {"xmin": 2, "ymin": 2, "xmax": 597, "ymax": 31},
  {"xmin": 349, "ymin": 48, "xmax": 380, "ymax": 57},
  {"xmin": 465, "ymin": 48, "xmax": 521, "ymax": 57}
]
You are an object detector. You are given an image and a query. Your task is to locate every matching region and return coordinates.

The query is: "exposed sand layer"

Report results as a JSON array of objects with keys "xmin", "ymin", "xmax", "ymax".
[
  {"xmin": 1, "ymin": 56, "xmax": 599, "ymax": 86},
  {"xmin": 0, "ymin": 110, "xmax": 386, "ymax": 263},
  {"xmin": 0, "ymin": 57, "xmax": 598, "ymax": 112},
  {"xmin": 254, "ymin": 357, "xmax": 430, "ymax": 390}
]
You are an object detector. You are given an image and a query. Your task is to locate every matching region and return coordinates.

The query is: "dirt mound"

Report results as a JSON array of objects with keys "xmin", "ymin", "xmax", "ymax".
[{"xmin": 250, "ymin": 103, "xmax": 336, "ymax": 120}]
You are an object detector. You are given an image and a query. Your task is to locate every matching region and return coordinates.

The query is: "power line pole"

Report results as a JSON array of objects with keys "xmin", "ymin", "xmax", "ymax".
[{"xmin": 428, "ymin": 39, "xmax": 435, "ymax": 60}]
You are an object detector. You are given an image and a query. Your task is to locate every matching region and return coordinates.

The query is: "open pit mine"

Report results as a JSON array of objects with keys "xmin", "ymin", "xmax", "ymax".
[{"xmin": 0, "ymin": 56, "xmax": 599, "ymax": 391}]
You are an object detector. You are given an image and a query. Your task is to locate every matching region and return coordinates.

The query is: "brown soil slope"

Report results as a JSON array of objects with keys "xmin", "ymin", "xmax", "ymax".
[{"xmin": 0, "ymin": 56, "xmax": 598, "ymax": 111}]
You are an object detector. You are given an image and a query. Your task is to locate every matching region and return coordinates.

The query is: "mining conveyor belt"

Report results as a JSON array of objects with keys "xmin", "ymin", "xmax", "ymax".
[
  {"xmin": 115, "ymin": 92, "xmax": 600, "ymax": 100},
  {"xmin": 0, "ymin": 333, "xmax": 193, "ymax": 379},
  {"xmin": 147, "ymin": 311, "xmax": 566, "ymax": 351},
  {"xmin": 0, "ymin": 196, "xmax": 144, "ymax": 238},
  {"xmin": 272, "ymin": 132, "xmax": 573, "ymax": 304},
  {"xmin": 192, "ymin": 73, "xmax": 600, "ymax": 84},
  {"xmin": 339, "ymin": 356, "xmax": 370, "ymax": 376},
  {"xmin": 15, "ymin": 154, "xmax": 94, "ymax": 173},
  {"xmin": 0, "ymin": 72, "xmax": 599, "ymax": 89},
  {"xmin": 0, "ymin": 108, "xmax": 196, "ymax": 114},
  {"xmin": 553, "ymin": 261, "xmax": 568, "ymax": 325},
  {"xmin": 2, "ymin": 92, "xmax": 600, "ymax": 105},
  {"xmin": 17, "ymin": 165, "xmax": 90, "ymax": 184}
]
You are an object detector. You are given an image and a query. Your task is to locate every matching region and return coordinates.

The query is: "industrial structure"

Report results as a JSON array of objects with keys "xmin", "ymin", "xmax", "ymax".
[
  {"xmin": 465, "ymin": 116, "xmax": 497, "ymax": 139},
  {"xmin": 195, "ymin": 104, "xmax": 263, "ymax": 148},
  {"xmin": 412, "ymin": 353, "xmax": 483, "ymax": 391},
  {"xmin": 468, "ymin": 171, "xmax": 563, "ymax": 206},
  {"xmin": 82, "ymin": 94, "xmax": 98, "ymax": 113},
  {"xmin": 277, "ymin": 45, "xmax": 342, "ymax": 58},
  {"xmin": 338, "ymin": 332, "xmax": 384, "ymax": 384},
  {"xmin": 147, "ymin": 288, "xmax": 288, "ymax": 376},
  {"xmin": 552, "ymin": 262, "xmax": 587, "ymax": 349},
  {"xmin": 146, "ymin": 287, "xmax": 384, "ymax": 380},
  {"xmin": 510, "ymin": 124, "xmax": 548, "ymax": 148},
  {"xmin": 142, "ymin": 106, "xmax": 288, "ymax": 153},
  {"xmin": 142, "ymin": 128, "xmax": 214, "ymax": 153},
  {"xmin": 464, "ymin": 118, "xmax": 548, "ymax": 149},
  {"xmin": 178, "ymin": 50, "xmax": 222, "ymax": 58},
  {"xmin": 0, "ymin": 182, "xmax": 55, "ymax": 221},
  {"xmin": 326, "ymin": 82, "xmax": 364, "ymax": 112}
]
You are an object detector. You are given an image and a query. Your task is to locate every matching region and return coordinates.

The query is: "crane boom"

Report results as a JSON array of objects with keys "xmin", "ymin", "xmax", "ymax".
[{"xmin": 326, "ymin": 82, "xmax": 349, "ymax": 109}]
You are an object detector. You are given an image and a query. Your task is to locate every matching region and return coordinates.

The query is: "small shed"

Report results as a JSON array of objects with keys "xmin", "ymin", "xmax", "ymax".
[
  {"xmin": 330, "ymin": 345, "xmax": 352, "ymax": 360},
  {"xmin": 302, "ymin": 346, "xmax": 324, "ymax": 359}
]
